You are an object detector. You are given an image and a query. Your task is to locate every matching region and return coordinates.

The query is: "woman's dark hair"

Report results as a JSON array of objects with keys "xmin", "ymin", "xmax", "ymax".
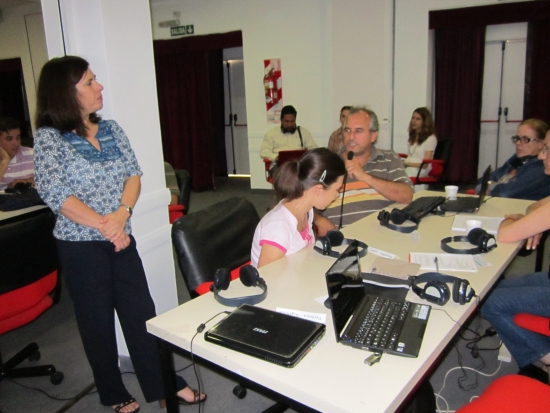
[
  {"xmin": 273, "ymin": 148, "xmax": 346, "ymax": 202},
  {"xmin": 408, "ymin": 107, "xmax": 435, "ymax": 146},
  {"xmin": 35, "ymin": 55, "xmax": 100, "ymax": 137}
]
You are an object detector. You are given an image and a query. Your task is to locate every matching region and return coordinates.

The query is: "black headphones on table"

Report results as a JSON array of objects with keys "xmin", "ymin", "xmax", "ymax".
[
  {"xmin": 210, "ymin": 265, "xmax": 267, "ymax": 307},
  {"xmin": 441, "ymin": 228, "xmax": 497, "ymax": 255},
  {"xmin": 314, "ymin": 230, "xmax": 368, "ymax": 258},
  {"xmin": 411, "ymin": 272, "xmax": 475, "ymax": 306},
  {"xmin": 377, "ymin": 209, "xmax": 419, "ymax": 233}
]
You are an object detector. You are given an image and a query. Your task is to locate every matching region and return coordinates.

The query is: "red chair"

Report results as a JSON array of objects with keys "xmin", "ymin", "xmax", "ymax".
[
  {"xmin": 0, "ymin": 209, "xmax": 63, "ymax": 384},
  {"xmin": 399, "ymin": 139, "xmax": 453, "ymax": 187},
  {"xmin": 456, "ymin": 313, "xmax": 550, "ymax": 412}
]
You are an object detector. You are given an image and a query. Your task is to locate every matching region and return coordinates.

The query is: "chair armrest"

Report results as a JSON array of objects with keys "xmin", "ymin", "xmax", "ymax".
[
  {"xmin": 263, "ymin": 158, "xmax": 273, "ymax": 180},
  {"xmin": 417, "ymin": 159, "xmax": 444, "ymax": 180},
  {"xmin": 168, "ymin": 204, "xmax": 184, "ymax": 224},
  {"xmin": 514, "ymin": 313, "xmax": 550, "ymax": 337},
  {"xmin": 398, "ymin": 153, "xmax": 407, "ymax": 159}
]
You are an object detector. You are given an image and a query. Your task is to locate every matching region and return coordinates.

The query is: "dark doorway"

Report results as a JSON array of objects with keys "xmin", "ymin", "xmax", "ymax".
[{"xmin": 0, "ymin": 58, "xmax": 32, "ymax": 146}]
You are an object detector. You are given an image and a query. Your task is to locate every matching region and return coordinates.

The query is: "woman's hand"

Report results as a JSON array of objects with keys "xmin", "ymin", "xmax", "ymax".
[
  {"xmin": 112, "ymin": 232, "xmax": 131, "ymax": 252},
  {"xmin": 99, "ymin": 208, "xmax": 129, "ymax": 241}
]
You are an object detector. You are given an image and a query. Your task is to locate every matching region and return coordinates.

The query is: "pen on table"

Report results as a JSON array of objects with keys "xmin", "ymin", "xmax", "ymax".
[{"xmin": 434, "ymin": 257, "xmax": 440, "ymax": 273}]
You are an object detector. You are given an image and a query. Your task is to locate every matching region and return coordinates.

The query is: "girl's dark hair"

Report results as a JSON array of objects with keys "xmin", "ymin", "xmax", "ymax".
[
  {"xmin": 273, "ymin": 148, "xmax": 346, "ymax": 202},
  {"xmin": 408, "ymin": 107, "xmax": 435, "ymax": 146},
  {"xmin": 35, "ymin": 55, "xmax": 100, "ymax": 137}
]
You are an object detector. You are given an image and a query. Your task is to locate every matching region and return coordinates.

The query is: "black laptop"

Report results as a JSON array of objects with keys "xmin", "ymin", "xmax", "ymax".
[
  {"xmin": 204, "ymin": 304, "xmax": 325, "ymax": 368},
  {"xmin": 325, "ymin": 240, "xmax": 431, "ymax": 358},
  {"xmin": 441, "ymin": 165, "xmax": 492, "ymax": 213}
]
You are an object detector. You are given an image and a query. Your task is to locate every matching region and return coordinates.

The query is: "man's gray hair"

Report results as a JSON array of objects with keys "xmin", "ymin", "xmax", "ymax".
[{"xmin": 348, "ymin": 106, "xmax": 379, "ymax": 132}]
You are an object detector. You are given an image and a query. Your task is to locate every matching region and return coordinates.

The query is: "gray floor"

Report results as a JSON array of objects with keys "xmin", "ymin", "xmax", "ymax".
[{"xmin": 0, "ymin": 178, "xmax": 545, "ymax": 413}]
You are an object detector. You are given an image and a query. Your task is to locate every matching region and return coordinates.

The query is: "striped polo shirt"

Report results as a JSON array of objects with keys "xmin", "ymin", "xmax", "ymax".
[{"xmin": 0, "ymin": 146, "xmax": 33, "ymax": 190}]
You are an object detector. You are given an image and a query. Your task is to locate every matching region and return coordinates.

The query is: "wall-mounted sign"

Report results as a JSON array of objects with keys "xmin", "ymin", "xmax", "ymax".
[
  {"xmin": 264, "ymin": 58, "xmax": 282, "ymax": 123},
  {"xmin": 170, "ymin": 25, "xmax": 194, "ymax": 37}
]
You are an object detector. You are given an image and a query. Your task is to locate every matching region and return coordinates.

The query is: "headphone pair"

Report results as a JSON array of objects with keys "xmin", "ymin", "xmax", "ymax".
[
  {"xmin": 441, "ymin": 228, "xmax": 497, "ymax": 254},
  {"xmin": 314, "ymin": 230, "xmax": 368, "ymax": 258},
  {"xmin": 411, "ymin": 272, "xmax": 475, "ymax": 306},
  {"xmin": 377, "ymin": 209, "xmax": 419, "ymax": 233},
  {"xmin": 210, "ymin": 265, "xmax": 267, "ymax": 307}
]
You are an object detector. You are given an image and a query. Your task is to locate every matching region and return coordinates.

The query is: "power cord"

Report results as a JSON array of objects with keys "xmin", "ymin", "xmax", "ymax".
[
  {"xmin": 189, "ymin": 310, "xmax": 231, "ymax": 413},
  {"xmin": 435, "ymin": 361, "xmax": 503, "ymax": 413}
]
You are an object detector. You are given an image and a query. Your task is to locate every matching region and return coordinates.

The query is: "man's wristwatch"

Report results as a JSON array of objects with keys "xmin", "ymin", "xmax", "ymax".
[{"xmin": 119, "ymin": 203, "xmax": 133, "ymax": 216}]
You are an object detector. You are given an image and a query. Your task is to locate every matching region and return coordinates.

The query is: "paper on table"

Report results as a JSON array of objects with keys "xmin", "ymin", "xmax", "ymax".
[
  {"xmin": 452, "ymin": 215, "xmax": 504, "ymax": 235},
  {"xmin": 276, "ymin": 308, "xmax": 326, "ymax": 324},
  {"xmin": 370, "ymin": 257, "xmax": 420, "ymax": 279},
  {"xmin": 409, "ymin": 253, "xmax": 478, "ymax": 272}
]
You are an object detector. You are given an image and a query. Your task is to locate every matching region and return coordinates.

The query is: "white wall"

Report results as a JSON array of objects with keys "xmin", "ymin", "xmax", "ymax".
[
  {"xmin": 0, "ymin": 2, "xmax": 48, "ymax": 135},
  {"xmin": 150, "ymin": 0, "xmax": 333, "ymax": 189},
  {"xmin": 392, "ymin": 0, "xmax": 534, "ymax": 155}
]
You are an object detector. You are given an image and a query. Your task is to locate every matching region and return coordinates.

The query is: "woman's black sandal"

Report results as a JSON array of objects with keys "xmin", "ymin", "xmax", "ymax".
[{"xmin": 113, "ymin": 397, "xmax": 140, "ymax": 413}]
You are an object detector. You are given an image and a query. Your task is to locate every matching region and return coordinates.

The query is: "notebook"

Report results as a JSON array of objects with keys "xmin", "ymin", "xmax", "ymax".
[
  {"xmin": 277, "ymin": 149, "xmax": 307, "ymax": 166},
  {"xmin": 325, "ymin": 240, "xmax": 431, "ymax": 358},
  {"xmin": 204, "ymin": 304, "xmax": 325, "ymax": 368},
  {"xmin": 442, "ymin": 165, "xmax": 491, "ymax": 213}
]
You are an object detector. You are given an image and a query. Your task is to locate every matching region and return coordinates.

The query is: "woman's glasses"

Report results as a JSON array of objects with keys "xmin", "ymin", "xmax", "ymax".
[
  {"xmin": 541, "ymin": 145, "xmax": 550, "ymax": 155},
  {"xmin": 511, "ymin": 135, "xmax": 540, "ymax": 144}
]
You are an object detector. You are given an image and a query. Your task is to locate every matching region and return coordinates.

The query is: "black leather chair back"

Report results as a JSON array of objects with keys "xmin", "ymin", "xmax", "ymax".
[
  {"xmin": 171, "ymin": 197, "xmax": 260, "ymax": 295},
  {"xmin": 0, "ymin": 209, "xmax": 58, "ymax": 295}
]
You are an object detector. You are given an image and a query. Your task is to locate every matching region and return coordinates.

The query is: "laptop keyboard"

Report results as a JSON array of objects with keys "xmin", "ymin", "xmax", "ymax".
[
  {"xmin": 351, "ymin": 296, "xmax": 411, "ymax": 351},
  {"xmin": 443, "ymin": 197, "xmax": 479, "ymax": 212},
  {"xmin": 401, "ymin": 196, "xmax": 446, "ymax": 220}
]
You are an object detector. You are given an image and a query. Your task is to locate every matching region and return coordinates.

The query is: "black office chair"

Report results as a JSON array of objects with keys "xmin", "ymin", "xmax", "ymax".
[
  {"xmin": 0, "ymin": 209, "xmax": 63, "ymax": 385},
  {"xmin": 172, "ymin": 197, "xmax": 260, "ymax": 297}
]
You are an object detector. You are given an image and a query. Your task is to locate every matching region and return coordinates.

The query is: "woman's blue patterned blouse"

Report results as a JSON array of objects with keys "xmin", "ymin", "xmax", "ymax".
[{"xmin": 34, "ymin": 120, "xmax": 143, "ymax": 241}]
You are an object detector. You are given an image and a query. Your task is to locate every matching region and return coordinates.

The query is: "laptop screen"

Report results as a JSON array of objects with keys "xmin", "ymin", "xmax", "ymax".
[{"xmin": 325, "ymin": 240, "xmax": 364, "ymax": 343}]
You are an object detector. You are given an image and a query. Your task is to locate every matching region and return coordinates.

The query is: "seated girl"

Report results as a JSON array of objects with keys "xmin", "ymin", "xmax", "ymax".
[
  {"xmin": 480, "ymin": 127, "xmax": 550, "ymax": 382},
  {"xmin": 251, "ymin": 148, "xmax": 346, "ymax": 268},
  {"xmin": 402, "ymin": 107, "xmax": 437, "ymax": 179}
]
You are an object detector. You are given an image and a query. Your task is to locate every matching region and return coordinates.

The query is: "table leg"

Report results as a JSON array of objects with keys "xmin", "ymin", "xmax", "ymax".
[{"xmin": 158, "ymin": 338, "xmax": 179, "ymax": 413}]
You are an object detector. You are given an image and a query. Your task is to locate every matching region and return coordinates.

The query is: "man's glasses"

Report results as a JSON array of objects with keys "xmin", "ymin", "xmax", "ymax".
[{"xmin": 511, "ymin": 135, "xmax": 540, "ymax": 144}]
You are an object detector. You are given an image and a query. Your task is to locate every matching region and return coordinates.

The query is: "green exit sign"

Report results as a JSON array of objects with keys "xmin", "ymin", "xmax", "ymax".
[{"xmin": 170, "ymin": 25, "xmax": 194, "ymax": 37}]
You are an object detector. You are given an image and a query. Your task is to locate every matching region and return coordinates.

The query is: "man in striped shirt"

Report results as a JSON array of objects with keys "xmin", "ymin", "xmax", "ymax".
[{"xmin": 0, "ymin": 118, "xmax": 34, "ymax": 190}]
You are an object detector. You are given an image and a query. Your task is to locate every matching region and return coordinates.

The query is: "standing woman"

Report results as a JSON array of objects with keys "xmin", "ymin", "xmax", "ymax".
[
  {"xmin": 34, "ymin": 56, "xmax": 205, "ymax": 413},
  {"xmin": 402, "ymin": 107, "xmax": 437, "ymax": 179},
  {"xmin": 251, "ymin": 148, "xmax": 346, "ymax": 268}
]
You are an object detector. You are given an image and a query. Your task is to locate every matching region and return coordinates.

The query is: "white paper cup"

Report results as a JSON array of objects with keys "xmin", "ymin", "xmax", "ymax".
[
  {"xmin": 466, "ymin": 219, "xmax": 482, "ymax": 233},
  {"xmin": 445, "ymin": 185, "xmax": 459, "ymax": 200}
]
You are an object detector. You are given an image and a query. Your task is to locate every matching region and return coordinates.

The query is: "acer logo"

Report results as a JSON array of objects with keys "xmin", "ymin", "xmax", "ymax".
[{"xmin": 253, "ymin": 328, "xmax": 268, "ymax": 334}]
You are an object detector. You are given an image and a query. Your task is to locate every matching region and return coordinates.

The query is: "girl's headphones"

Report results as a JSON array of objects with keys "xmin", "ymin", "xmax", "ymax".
[
  {"xmin": 440, "ymin": 228, "xmax": 497, "ymax": 254},
  {"xmin": 411, "ymin": 272, "xmax": 475, "ymax": 306},
  {"xmin": 314, "ymin": 230, "xmax": 368, "ymax": 258},
  {"xmin": 210, "ymin": 265, "xmax": 268, "ymax": 307}
]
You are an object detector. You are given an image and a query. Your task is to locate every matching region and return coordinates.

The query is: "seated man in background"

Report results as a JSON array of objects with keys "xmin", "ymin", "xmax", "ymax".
[
  {"xmin": 314, "ymin": 106, "xmax": 414, "ymax": 235},
  {"xmin": 0, "ymin": 117, "xmax": 34, "ymax": 190},
  {"xmin": 476, "ymin": 118, "xmax": 550, "ymax": 201},
  {"xmin": 327, "ymin": 105, "xmax": 351, "ymax": 153},
  {"xmin": 260, "ymin": 105, "xmax": 318, "ymax": 175}
]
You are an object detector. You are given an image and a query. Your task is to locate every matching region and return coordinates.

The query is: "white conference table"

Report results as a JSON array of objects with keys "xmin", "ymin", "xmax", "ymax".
[{"xmin": 147, "ymin": 192, "xmax": 532, "ymax": 413}]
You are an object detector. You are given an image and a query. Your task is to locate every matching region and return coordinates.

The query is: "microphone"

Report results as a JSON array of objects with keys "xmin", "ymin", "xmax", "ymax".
[{"xmin": 339, "ymin": 151, "xmax": 354, "ymax": 229}]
